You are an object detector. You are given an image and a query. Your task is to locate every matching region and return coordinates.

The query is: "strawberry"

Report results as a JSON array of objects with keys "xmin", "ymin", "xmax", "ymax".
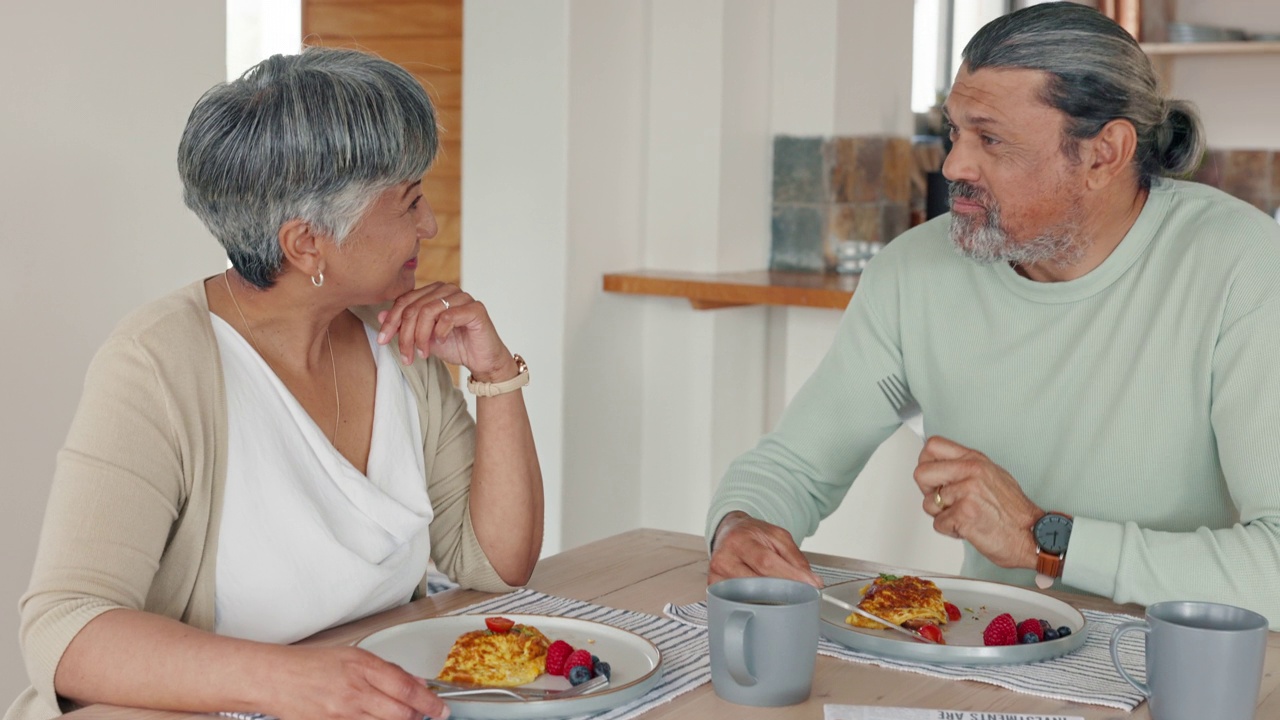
[
  {"xmin": 544, "ymin": 640, "xmax": 574, "ymax": 676},
  {"xmin": 485, "ymin": 616, "xmax": 515, "ymax": 634},
  {"xmin": 1016, "ymin": 618, "xmax": 1044, "ymax": 642},
  {"xmin": 944, "ymin": 602, "xmax": 961, "ymax": 622},
  {"xmin": 562, "ymin": 648, "xmax": 594, "ymax": 678},
  {"xmin": 917, "ymin": 622, "xmax": 946, "ymax": 644},
  {"xmin": 983, "ymin": 612, "xmax": 1018, "ymax": 646}
]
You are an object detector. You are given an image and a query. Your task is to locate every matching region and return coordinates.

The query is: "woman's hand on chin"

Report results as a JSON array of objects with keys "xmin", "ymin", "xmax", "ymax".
[{"xmin": 376, "ymin": 282, "xmax": 516, "ymax": 379}]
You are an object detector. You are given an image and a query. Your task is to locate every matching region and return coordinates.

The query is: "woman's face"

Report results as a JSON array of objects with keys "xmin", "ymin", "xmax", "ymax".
[{"xmin": 330, "ymin": 179, "xmax": 437, "ymax": 304}]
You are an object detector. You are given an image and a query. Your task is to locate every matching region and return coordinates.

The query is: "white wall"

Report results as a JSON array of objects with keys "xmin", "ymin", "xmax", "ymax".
[{"xmin": 0, "ymin": 0, "xmax": 227, "ymax": 701}]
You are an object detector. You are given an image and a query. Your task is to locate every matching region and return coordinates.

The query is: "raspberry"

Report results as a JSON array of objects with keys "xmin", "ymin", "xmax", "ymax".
[
  {"xmin": 1016, "ymin": 618, "xmax": 1044, "ymax": 642},
  {"xmin": 563, "ymin": 648, "xmax": 594, "ymax": 678},
  {"xmin": 544, "ymin": 640, "xmax": 573, "ymax": 676},
  {"xmin": 983, "ymin": 613, "xmax": 1017, "ymax": 646}
]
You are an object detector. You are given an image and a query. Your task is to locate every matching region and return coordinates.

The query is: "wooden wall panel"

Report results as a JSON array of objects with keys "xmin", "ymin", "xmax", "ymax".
[
  {"xmin": 303, "ymin": 0, "xmax": 463, "ymax": 288},
  {"xmin": 305, "ymin": 4, "xmax": 462, "ymax": 39}
]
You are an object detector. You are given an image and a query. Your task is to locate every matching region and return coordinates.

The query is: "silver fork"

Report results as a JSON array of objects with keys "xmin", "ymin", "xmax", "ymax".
[
  {"xmin": 431, "ymin": 674, "xmax": 609, "ymax": 701},
  {"xmin": 877, "ymin": 374, "xmax": 924, "ymax": 439}
]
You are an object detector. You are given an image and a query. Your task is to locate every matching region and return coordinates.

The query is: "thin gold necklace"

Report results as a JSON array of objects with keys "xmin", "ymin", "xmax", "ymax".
[{"xmin": 223, "ymin": 272, "xmax": 340, "ymax": 447}]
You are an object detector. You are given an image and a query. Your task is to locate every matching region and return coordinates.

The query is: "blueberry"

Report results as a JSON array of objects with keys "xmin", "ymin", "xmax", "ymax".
[
  {"xmin": 591, "ymin": 654, "xmax": 600, "ymax": 665},
  {"xmin": 1020, "ymin": 632, "xmax": 1040, "ymax": 644},
  {"xmin": 568, "ymin": 664, "xmax": 592, "ymax": 685},
  {"xmin": 1043, "ymin": 628, "xmax": 1060, "ymax": 641},
  {"xmin": 1057, "ymin": 626, "xmax": 1072, "ymax": 638},
  {"xmin": 593, "ymin": 660, "xmax": 612, "ymax": 680}
]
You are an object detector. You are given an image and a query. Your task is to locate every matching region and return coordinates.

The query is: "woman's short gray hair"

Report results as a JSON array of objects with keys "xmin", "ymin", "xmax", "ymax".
[
  {"xmin": 963, "ymin": 2, "xmax": 1204, "ymax": 190},
  {"xmin": 178, "ymin": 47, "xmax": 438, "ymax": 288}
]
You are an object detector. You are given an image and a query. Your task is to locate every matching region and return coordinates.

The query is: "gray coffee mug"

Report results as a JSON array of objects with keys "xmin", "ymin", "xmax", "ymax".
[
  {"xmin": 1109, "ymin": 601, "xmax": 1268, "ymax": 720},
  {"xmin": 707, "ymin": 577, "xmax": 821, "ymax": 706}
]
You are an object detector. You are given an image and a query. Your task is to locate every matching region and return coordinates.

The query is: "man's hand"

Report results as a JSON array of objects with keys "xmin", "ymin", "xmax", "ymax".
[
  {"xmin": 707, "ymin": 512, "xmax": 824, "ymax": 587},
  {"xmin": 913, "ymin": 436, "xmax": 1042, "ymax": 569}
]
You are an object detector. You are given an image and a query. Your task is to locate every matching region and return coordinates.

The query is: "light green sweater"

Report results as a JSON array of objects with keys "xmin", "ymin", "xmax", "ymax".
[{"xmin": 708, "ymin": 180, "xmax": 1280, "ymax": 627}]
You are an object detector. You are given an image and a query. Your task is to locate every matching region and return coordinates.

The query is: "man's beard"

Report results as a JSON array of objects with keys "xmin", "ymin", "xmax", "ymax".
[{"xmin": 947, "ymin": 181, "xmax": 1087, "ymax": 269}]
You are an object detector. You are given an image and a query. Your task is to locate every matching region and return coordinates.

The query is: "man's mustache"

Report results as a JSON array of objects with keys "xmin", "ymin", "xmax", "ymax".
[{"xmin": 949, "ymin": 181, "xmax": 995, "ymax": 209}]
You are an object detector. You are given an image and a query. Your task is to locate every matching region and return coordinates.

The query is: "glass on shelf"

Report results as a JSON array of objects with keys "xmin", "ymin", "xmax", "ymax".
[{"xmin": 833, "ymin": 240, "xmax": 884, "ymax": 275}]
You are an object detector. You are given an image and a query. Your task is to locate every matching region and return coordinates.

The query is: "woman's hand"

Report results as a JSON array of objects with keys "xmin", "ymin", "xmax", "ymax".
[
  {"xmin": 54, "ymin": 610, "xmax": 449, "ymax": 720},
  {"xmin": 267, "ymin": 645, "xmax": 450, "ymax": 720},
  {"xmin": 376, "ymin": 282, "xmax": 517, "ymax": 381}
]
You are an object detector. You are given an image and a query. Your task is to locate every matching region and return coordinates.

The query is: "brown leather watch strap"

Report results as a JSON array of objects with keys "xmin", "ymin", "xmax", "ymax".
[{"xmin": 1036, "ymin": 551, "xmax": 1066, "ymax": 578}]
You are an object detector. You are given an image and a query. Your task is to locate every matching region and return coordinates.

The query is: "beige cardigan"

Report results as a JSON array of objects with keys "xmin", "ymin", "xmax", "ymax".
[{"xmin": 6, "ymin": 280, "xmax": 515, "ymax": 720}]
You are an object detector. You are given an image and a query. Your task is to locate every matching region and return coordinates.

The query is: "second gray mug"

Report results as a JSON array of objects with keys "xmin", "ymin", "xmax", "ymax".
[
  {"xmin": 707, "ymin": 577, "xmax": 821, "ymax": 707},
  {"xmin": 1110, "ymin": 600, "xmax": 1268, "ymax": 720}
]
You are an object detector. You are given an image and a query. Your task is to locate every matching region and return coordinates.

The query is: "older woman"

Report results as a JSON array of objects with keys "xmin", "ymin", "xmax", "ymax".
[{"xmin": 6, "ymin": 48, "xmax": 541, "ymax": 720}]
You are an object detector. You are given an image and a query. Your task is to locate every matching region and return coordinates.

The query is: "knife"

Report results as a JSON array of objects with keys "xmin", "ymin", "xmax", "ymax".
[{"xmin": 820, "ymin": 592, "xmax": 939, "ymax": 644}]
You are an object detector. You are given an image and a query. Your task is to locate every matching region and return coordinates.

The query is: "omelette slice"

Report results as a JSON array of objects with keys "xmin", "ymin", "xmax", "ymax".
[
  {"xmin": 844, "ymin": 574, "xmax": 948, "ymax": 630},
  {"xmin": 438, "ymin": 622, "xmax": 551, "ymax": 687}
]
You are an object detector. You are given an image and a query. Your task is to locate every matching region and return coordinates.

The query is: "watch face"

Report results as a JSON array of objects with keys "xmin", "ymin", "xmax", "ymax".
[{"xmin": 1034, "ymin": 513, "xmax": 1072, "ymax": 555}]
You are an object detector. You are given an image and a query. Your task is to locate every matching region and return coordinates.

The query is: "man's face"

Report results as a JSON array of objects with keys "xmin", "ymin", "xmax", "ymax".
[{"xmin": 941, "ymin": 64, "xmax": 1090, "ymax": 269}]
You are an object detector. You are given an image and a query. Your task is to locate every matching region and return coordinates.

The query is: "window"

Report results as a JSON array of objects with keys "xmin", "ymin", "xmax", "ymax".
[
  {"xmin": 912, "ymin": 0, "xmax": 1012, "ymax": 112},
  {"xmin": 226, "ymin": 0, "xmax": 301, "ymax": 80}
]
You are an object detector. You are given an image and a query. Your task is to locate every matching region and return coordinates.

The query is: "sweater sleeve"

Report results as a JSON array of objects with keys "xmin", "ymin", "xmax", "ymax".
[
  {"xmin": 418, "ymin": 357, "xmax": 516, "ymax": 594},
  {"xmin": 705, "ymin": 256, "xmax": 907, "ymax": 550},
  {"xmin": 18, "ymin": 337, "xmax": 186, "ymax": 712},
  {"xmin": 1064, "ymin": 293, "xmax": 1280, "ymax": 628}
]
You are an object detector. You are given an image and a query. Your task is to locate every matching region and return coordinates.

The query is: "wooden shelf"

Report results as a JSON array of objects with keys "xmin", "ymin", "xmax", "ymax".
[
  {"xmin": 602, "ymin": 269, "xmax": 857, "ymax": 310},
  {"xmin": 1142, "ymin": 41, "xmax": 1280, "ymax": 55}
]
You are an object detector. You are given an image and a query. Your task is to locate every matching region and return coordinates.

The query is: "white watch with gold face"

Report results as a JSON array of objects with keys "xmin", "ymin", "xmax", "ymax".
[{"xmin": 467, "ymin": 354, "xmax": 529, "ymax": 397}]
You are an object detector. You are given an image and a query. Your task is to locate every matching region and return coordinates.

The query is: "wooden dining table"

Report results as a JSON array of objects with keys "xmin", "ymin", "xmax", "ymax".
[{"xmin": 66, "ymin": 528, "xmax": 1280, "ymax": 720}]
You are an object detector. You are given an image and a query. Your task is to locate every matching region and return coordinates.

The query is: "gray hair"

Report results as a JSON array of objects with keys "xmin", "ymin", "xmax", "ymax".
[
  {"xmin": 178, "ymin": 47, "xmax": 438, "ymax": 288},
  {"xmin": 963, "ymin": 2, "xmax": 1204, "ymax": 190}
]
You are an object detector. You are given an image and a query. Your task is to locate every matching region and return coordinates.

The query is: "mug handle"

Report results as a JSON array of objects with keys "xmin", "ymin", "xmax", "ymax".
[
  {"xmin": 1109, "ymin": 620, "xmax": 1150, "ymax": 696},
  {"xmin": 724, "ymin": 609, "xmax": 756, "ymax": 686}
]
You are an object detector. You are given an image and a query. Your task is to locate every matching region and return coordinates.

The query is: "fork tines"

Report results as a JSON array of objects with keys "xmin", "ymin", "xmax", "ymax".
[{"xmin": 877, "ymin": 375, "xmax": 914, "ymax": 413}]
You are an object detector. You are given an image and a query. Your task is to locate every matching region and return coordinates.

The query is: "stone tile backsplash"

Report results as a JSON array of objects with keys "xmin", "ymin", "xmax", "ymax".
[
  {"xmin": 1191, "ymin": 149, "xmax": 1280, "ymax": 218},
  {"xmin": 771, "ymin": 135, "xmax": 940, "ymax": 272},
  {"xmin": 771, "ymin": 139, "xmax": 1280, "ymax": 273}
]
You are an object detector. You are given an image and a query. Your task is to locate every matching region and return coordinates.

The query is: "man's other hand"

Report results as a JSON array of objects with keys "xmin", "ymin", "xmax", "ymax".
[
  {"xmin": 707, "ymin": 511, "xmax": 824, "ymax": 587},
  {"xmin": 914, "ymin": 436, "xmax": 1042, "ymax": 569}
]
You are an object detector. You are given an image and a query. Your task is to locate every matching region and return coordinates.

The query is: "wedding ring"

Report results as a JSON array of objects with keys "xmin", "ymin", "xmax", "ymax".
[
  {"xmin": 934, "ymin": 489, "xmax": 945, "ymax": 509},
  {"xmin": 440, "ymin": 297, "xmax": 450, "ymax": 310}
]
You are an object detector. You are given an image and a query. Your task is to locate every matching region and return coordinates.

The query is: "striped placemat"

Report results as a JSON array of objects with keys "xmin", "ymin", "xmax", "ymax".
[
  {"xmin": 224, "ymin": 588, "xmax": 710, "ymax": 720},
  {"xmin": 663, "ymin": 565, "xmax": 1148, "ymax": 711}
]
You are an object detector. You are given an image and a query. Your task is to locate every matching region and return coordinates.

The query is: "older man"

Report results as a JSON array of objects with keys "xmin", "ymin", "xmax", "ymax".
[{"xmin": 706, "ymin": 2, "xmax": 1280, "ymax": 626}]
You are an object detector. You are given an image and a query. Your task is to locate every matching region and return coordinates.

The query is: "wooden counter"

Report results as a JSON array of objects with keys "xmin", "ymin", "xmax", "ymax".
[{"xmin": 602, "ymin": 269, "xmax": 856, "ymax": 310}]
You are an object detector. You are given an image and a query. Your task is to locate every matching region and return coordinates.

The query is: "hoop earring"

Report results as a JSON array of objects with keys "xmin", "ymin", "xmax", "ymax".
[{"xmin": 311, "ymin": 272, "xmax": 325, "ymax": 288}]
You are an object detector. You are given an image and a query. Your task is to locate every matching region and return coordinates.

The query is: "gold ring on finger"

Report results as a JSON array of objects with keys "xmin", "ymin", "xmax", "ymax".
[{"xmin": 934, "ymin": 489, "xmax": 945, "ymax": 509}]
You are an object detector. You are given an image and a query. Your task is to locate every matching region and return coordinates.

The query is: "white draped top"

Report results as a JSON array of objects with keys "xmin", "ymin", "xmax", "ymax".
[{"xmin": 210, "ymin": 316, "xmax": 434, "ymax": 644}]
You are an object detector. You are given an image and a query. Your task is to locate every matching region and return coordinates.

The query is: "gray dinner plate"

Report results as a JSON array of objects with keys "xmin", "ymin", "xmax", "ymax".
[
  {"xmin": 820, "ymin": 576, "xmax": 1088, "ymax": 665},
  {"xmin": 358, "ymin": 613, "xmax": 664, "ymax": 719}
]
